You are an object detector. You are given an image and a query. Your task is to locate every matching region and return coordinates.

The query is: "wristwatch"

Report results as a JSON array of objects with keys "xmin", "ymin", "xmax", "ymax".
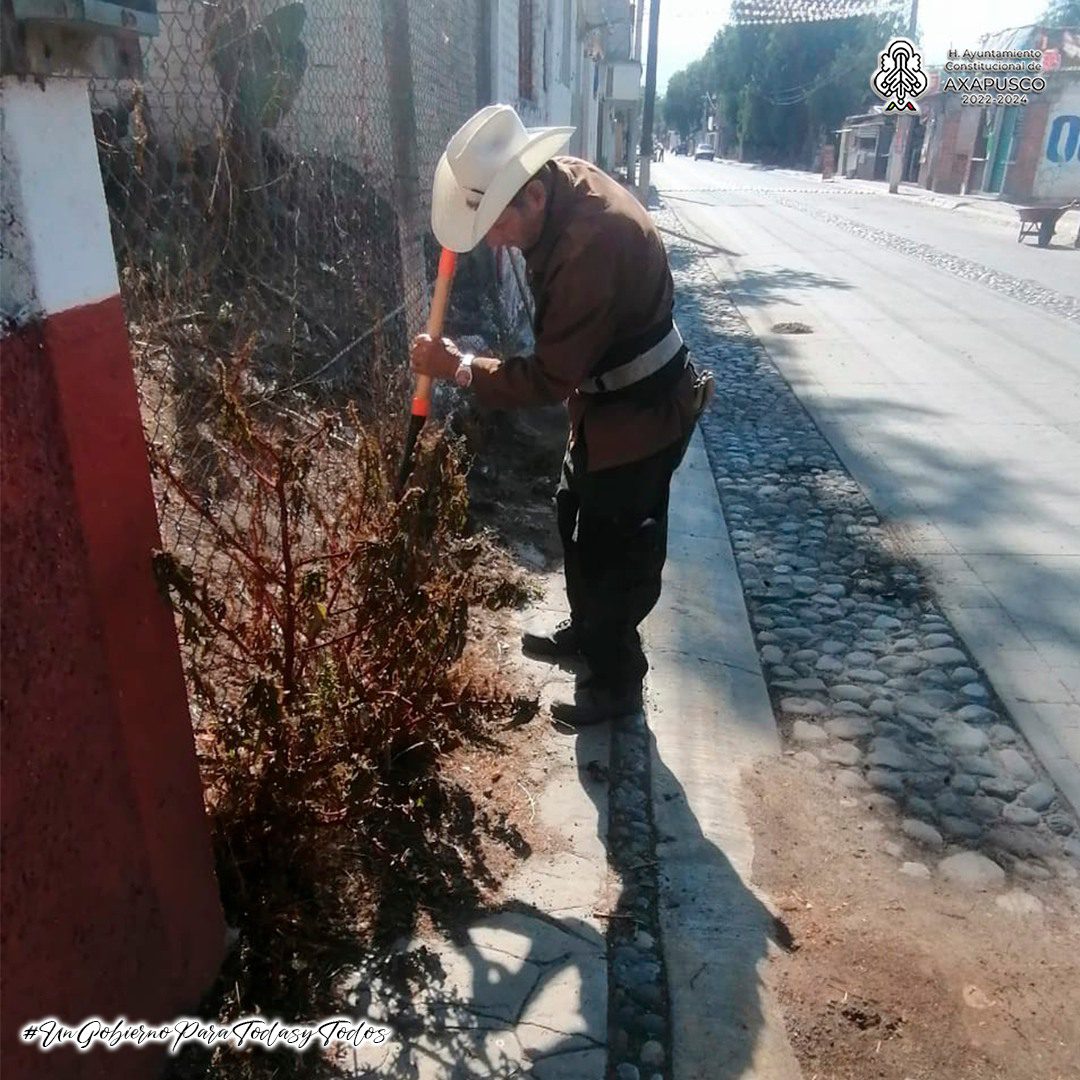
[{"xmin": 454, "ymin": 352, "xmax": 475, "ymax": 388}]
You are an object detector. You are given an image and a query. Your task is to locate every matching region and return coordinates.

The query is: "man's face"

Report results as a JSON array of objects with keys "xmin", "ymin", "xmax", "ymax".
[{"xmin": 483, "ymin": 180, "xmax": 546, "ymax": 251}]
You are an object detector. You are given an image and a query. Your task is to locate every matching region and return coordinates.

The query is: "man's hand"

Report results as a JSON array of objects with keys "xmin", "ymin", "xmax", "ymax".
[{"xmin": 410, "ymin": 334, "xmax": 461, "ymax": 381}]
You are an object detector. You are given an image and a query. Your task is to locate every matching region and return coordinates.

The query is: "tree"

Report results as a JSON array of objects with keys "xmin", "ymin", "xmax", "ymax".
[
  {"xmin": 1040, "ymin": 1, "xmax": 1080, "ymax": 24},
  {"xmin": 664, "ymin": 11, "xmax": 903, "ymax": 166}
]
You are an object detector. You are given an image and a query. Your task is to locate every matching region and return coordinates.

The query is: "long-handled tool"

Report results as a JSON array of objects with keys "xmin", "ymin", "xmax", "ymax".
[{"xmin": 395, "ymin": 247, "xmax": 457, "ymax": 495}]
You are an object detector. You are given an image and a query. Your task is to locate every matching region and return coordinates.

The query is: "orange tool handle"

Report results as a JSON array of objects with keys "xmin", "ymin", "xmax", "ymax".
[{"xmin": 410, "ymin": 248, "xmax": 458, "ymax": 418}]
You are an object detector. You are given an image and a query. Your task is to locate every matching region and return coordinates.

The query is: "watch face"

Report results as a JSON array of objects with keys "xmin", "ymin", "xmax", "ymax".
[{"xmin": 455, "ymin": 364, "xmax": 473, "ymax": 388}]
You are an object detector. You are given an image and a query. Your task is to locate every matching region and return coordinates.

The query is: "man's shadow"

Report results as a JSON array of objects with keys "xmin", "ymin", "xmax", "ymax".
[{"xmin": 572, "ymin": 711, "xmax": 795, "ymax": 1080}]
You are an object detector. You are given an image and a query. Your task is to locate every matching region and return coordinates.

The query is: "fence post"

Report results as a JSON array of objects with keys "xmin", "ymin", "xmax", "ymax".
[
  {"xmin": 380, "ymin": 0, "xmax": 429, "ymax": 342},
  {"xmin": 1, "ymin": 74, "xmax": 223, "ymax": 1080}
]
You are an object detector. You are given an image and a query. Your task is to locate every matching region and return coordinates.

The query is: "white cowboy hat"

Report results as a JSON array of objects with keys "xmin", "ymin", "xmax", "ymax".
[{"xmin": 431, "ymin": 104, "xmax": 574, "ymax": 253}]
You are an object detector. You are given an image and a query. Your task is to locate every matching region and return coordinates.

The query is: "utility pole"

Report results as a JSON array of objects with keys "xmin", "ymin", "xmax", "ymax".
[
  {"xmin": 637, "ymin": 0, "xmax": 662, "ymax": 205},
  {"xmin": 887, "ymin": 0, "xmax": 920, "ymax": 194},
  {"xmin": 628, "ymin": 0, "xmax": 647, "ymax": 189}
]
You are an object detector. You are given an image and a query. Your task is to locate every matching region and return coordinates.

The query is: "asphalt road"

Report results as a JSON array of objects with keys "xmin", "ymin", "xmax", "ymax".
[{"xmin": 656, "ymin": 155, "xmax": 1080, "ymax": 813}]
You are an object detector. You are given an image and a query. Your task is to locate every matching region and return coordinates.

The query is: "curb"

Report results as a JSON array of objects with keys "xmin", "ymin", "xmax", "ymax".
[{"xmin": 643, "ymin": 431, "xmax": 802, "ymax": 1080}]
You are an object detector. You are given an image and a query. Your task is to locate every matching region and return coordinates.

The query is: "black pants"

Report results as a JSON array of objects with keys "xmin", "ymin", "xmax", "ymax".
[{"xmin": 556, "ymin": 434, "xmax": 685, "ymax": 690}]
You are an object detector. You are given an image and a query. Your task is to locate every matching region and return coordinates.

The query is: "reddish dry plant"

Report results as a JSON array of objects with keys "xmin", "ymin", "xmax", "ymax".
[{"xmin": 151, "ymin": 358, "xmax": 526, "ymax": 1046}]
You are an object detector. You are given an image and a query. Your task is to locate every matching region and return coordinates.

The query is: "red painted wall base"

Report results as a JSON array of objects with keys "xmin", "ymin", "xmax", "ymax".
[{"xmin": 1, "ymin": 298, "xmax": 224, "ymax": 1079}]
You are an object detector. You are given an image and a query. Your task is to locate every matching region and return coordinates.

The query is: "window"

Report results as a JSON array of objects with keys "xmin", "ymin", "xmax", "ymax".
[{"xmin": 519, "ymin": 0, "xmax": 534, "ymax": 101}]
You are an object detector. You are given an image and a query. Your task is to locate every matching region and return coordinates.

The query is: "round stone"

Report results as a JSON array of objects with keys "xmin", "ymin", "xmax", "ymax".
[
  {"xmin": 816, "ymin": 656, "xmax": 845, "ymax": 674},
  {"xmin": 823, "ymin": 743, "xmax": 863, "ymax": 767},
  {"xmin": 868, "ymin": 739, "xmax": 917, "ymax": 771},
  {"xmin": 961, "ymin": 755, "xmax": 1000, "ymax": 779},
  {"xmin": 640, "ymin": 1041, "xmax": 665, "ymax": 1068},
  {"xmin": 1018, "ymin": 782, "xmax": 1056, "ymax": 812},
  {"xmin": 874, "ymin": 614, "xmax": 903, "ymax": 631},
  {"xmin": 761, "ymin": 645, "xmax": 785, "ymax": 665},
  {"xmin": 830, "ymin": 684, "xmax": 872, "ymax": 704},
  {"xmin": 639, "ymin": 1013, "xmax": 666, "ymax": 1037},
  {"xmin": 956, "ymin": 705, "xmax": 997, "ymax": 725},
  {"xmin": 836, "ymin": 769, "xmax": 869, "ymax": 791},
  {"xmin": 782, "ymin": 698, "xmax": 828, "ymax": 717},
  {"xmin": 617, "ymin": 1065, "xmax": 641, "ymax": 1080},
  {"xmin": 938, "ymin": 851, "xmax": 1006, "ymax": 890},
  {"xmin": 950, "ymin": 773, "xmax": 979, "ymax": 795},
  {"xmin": 789, "ymin": 677, "xmax": 827, "ymax": 692},
  {"xmin": 923, "ymin": 633, "xmax": 956, "ymax": 648},
  {"xmin": 1047, "ymin": 813, "xmax": 1075, "ymax": 836},
  {"xmin": 997, "ymin": 749, "xmax": 1036, "ymax": 784},
  {"xmin": 970, "ymin": 795, "xmax": 1005, "ymax": 821},
  {"xmin": 990, "ymin": 724, "xmax": 1018, "ymax": 746},
  {"xmin": 820, "ymin": 639, "xmax": 847, "ymax": 654},
  {"xmin": 900, "ymin": 861, "xmax": 932, "ymax": 879},
  {"xmin": 951, "ymin": 666, "xmax": 979, "ymax": 685},
  {"xmin": 935, "ymin": 719, "xmax": 989, "ymax": 753},
  {"xmin": 940, "ymin": 815, "xmax": 982, "ymax": 840},
  {"xmin": 995, "ymin": 889, "xmax": 1044, "ymax": 915},
  {"xmin": 902, "ymin": 818, "xmax": 944, "ymax": 848},
  {"xmin": 870, "ymin": 698, "xmax": 896, "ymax": 718},
  {"xmin": 897, "ymin": 696, "xmax": 943, "ymax": 720},
  {"xmin": 793, "ymin": 750, "xmax": 821, "ymax": 768},
  {"xmin": 825, "ymin": 716, "xmax": 873, "ymax": 740},
  {"xmin": 791, "ymin": 649, "xmax": 820, "ymax": 663},
  {"xmin": 835, "ymin": 701, "xmax": 870, "ymax": 715},
  {"xmin": 878, "ymin": 655, "xmax": 924, "ymax": 676},
  {"xmin": 981, "ymin": 776, "xmax": 1020, "ymax": 799},
  {"xmin": 906, "ymin": 795, "xmax": 936, "ymax": 819},
  {"xmin": 867, "ymin": 769, "xmax": 905, "ymax": 794},
  {"xmin": 849, "ymin": 668, "xmax": 888, "ymax": 684},
  {"xmin": 919, "ymin": 647, "xmax": 968, "ymax": 666},
  {"xmin": 792, "ymin": 721, "xmax": 829, "ymax": 745},
  {"xmin": 961, "ymin": 683, "xmax": 989, "ymax": 701},
  {"xmin": 1003, "ymin": 805, "xmax": 1041, "ymax": 827},
  {"xmin": 988, "ymin": 825, "xmax": 1055, "ymax": 860},
  {"xmin": 845, "ymin": 650, "xmax": 876, "ymax": 666}
]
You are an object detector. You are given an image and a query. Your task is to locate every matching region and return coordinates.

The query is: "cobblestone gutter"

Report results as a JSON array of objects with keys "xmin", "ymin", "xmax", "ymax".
[
  {"xmin": 773, "ymin": 196, "xmax": 1080, "ymax": 323},
  {"xmin": 657, "ymin": 202, "xmax": 1080, "ymax": 894},
  {"xmin": 606, "ymin": 711, "xmax": 670, "ymax": 1080}
]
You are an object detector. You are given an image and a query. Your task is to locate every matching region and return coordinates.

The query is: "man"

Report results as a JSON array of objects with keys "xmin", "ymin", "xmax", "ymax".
[{"xmin": 410, "ymin": 104, "xmax": 707, "ymax": 726}]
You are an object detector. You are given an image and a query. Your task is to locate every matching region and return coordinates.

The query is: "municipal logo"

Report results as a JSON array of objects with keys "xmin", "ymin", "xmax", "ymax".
[{"xmin": 872, "ymin": 37, "xmax": 929, "ymax": 112}]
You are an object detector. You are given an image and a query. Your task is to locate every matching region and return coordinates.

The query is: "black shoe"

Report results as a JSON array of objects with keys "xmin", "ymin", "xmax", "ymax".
[
  {"xmin": 551, "ymin": 681, "xmax": 644, "ymax": 729},
  {"xmin": 522, "ymin": 618, "xmax": 581, "ymax": 659}
]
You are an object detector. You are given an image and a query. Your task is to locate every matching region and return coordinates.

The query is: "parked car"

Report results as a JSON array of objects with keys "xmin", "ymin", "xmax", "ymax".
[
  {"xmin": 694, "ymin": 143, "xmax": 715, "ymax": 161},
  {"xmin": 674, "ymin": 142, "xmax": 689, "ymax": 156}
]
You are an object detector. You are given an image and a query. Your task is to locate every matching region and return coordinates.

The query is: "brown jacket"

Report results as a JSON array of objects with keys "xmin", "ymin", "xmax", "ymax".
[{"xmin": 471, "ymin": 157, "xmax": 696, "ymax": 471}]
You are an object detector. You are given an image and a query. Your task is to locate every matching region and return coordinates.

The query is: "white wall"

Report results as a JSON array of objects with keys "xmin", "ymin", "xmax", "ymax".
[{"xmin": 1033, "ymin": 79, "xmax": 1080, "ymax": 201}]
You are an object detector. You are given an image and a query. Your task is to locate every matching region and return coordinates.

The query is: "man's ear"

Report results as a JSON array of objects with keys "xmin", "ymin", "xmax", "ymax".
[{"xmin": 527, "ymin": 177, "xmax": 547, "ymax": 211}]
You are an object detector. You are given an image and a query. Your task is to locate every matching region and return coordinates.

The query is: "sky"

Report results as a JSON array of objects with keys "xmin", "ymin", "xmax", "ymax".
[{"xmin": 656, "ymin": 0, "xmax": 1050, "ymax": 94}]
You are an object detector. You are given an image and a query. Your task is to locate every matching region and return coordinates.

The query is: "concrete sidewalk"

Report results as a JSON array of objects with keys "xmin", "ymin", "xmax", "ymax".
[
  {"xmin": 342, "ymin": 432, "xmax": 797, "ymax": 1078},
  {"xmin": 644, "ymin": 431, "xmax": 801, "ymax": 1080}
]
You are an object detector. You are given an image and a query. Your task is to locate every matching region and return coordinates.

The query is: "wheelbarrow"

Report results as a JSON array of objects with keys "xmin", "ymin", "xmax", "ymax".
[{"xmin": 1016, "ymin": 199, "xmax": 1080, "ymax": 248}]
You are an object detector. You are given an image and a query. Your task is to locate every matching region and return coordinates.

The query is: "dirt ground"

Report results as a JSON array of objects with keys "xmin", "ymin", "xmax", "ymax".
[
  {"xmin": 745, "ymin": 757, "xmax": 1080, "ymax": 1080},
  {"xmin": 437, "ymin": 403, "xmax": 572, "ymax": 902},
  {"xmin": 455, "ymin": 401, "xmax": 1080, "ymax": 1080}
]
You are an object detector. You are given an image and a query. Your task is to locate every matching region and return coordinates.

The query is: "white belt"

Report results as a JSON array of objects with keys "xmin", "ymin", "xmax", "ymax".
[{"xmin": 578, "ymin": 324, "xmax": 685, "ymax": 394}]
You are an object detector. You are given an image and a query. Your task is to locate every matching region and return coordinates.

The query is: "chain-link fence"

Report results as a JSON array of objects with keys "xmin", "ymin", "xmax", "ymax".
[
  {"xmin": 83, "ymin": 7, "xmax": 536, "ymax": 1004},
  {"xmin": 89, "ymin": 0, "xmax": 488, "ymax": 464},
  {"xmin": 85, "ymin": 0, "xmax": 506, "ymax": 589}
]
